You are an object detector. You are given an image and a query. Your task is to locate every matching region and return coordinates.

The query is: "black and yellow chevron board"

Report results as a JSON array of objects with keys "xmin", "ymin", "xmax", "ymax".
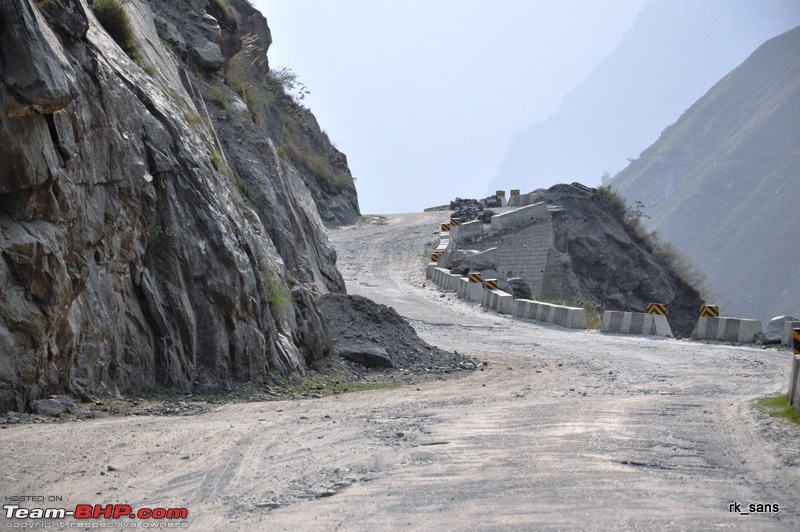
[
  {"xmin": 484, "ymin": 279, "xmax": 499, "ymax": 290},
  {"xmin": 440, "ymin": 223, "xmax": 450, "ymax": 232},
  {"xmin": 794, "ymin": 328, "xmax": 800, "ymax": 355},
  {"xmin": 510, "ymin": 189, "xmax": 520, "ymax": 196},
  {"xmin": 450, "ymin": 217, "xmax": 461, "ymax": 226},
  {"xmin": 468, "ymin": 272, "xmax": 482, "ymax": 283},
  {"xmin": 430, "ymin": 251, "xmax": 443, "ymax": 262},
  {"xmin": 646, "ymin": 303, "xmax": 667, "ymax": 315},
  {"xmin": 700, "ymin": 305, "xmax": 719, "ymax": 317},
  {"xmin": 495, "ymin": 190, "xmax": 505, "ymax": 197}
]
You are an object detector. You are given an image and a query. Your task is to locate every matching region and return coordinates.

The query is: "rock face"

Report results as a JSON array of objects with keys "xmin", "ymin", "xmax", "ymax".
[{"xmin": 0, "ymin": 0, "xmax": 358, "ymax": 411}]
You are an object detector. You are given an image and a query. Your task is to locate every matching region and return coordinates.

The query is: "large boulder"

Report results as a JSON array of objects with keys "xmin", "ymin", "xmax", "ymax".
[
  {"xmin": 764, "ymin": 315, "xmax": 797, "ymax": 344},
  {"xmin": 30, "ymin": 395, "xmax": 74, "ymax": 417},
  {"xmin": 193, "ymin": 40, "xmax": 223, "ymax": 69},
  {"xmin": 336, "ymin": 343, "xmax": 393, "ymax": 368}
]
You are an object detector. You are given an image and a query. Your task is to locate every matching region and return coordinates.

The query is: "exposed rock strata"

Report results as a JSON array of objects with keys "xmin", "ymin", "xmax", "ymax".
[{"xmin": 0, "ymin": 0, "xmax": 358, "ymax": 411}]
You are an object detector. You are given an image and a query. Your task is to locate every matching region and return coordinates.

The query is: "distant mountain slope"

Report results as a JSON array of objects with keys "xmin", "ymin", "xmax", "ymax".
[
  {"xmin": 489, "ymin": 0, "xmax": 800, "ymax": 194},
  {"xmin": 610, "ymin": 26, "xmax": 800, "ymax": 321}
]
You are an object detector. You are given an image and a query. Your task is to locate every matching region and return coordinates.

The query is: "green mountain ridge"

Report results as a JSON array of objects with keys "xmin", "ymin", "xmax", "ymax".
[{"xmin": 610, "ymin": 26, "xmax": 800, "ymax": 322}]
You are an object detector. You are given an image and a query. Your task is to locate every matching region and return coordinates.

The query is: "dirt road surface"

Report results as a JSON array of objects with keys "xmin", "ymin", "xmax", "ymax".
[{"xmin": 2, "ymin": 212, "xmax": 799, "ymax": 531}]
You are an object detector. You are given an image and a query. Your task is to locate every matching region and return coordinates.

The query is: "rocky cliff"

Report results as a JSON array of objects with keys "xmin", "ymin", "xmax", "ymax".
[{"xmin": 0, "ymin": 0, "xmax": 359, "ymax": 411}]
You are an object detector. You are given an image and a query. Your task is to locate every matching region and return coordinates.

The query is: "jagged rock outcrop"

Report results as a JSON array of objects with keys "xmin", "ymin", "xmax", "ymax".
[
  {"xmin": 0, "ymin": 0, "xmax": 357, "ymax": 411},
  {"xmin": 536, "ymin": 185, "xmax": 704, "ymax": 337}
]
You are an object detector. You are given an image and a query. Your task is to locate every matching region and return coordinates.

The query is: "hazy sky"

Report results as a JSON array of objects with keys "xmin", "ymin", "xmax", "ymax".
[{"xmin": 256, "ymin": 0, "xmax": 649, "ymax": 214}]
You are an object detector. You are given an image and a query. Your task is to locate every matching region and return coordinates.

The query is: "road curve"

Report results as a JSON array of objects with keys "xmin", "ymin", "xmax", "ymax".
[{"xmin": 0, "ymin": 212, "xmax": 797, "ymax": 531}]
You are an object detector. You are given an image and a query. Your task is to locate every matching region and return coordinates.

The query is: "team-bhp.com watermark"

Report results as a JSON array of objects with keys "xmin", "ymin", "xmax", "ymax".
[{"xmin": 3, "ymin": 501, "xmax": 189, "ymax": 529}]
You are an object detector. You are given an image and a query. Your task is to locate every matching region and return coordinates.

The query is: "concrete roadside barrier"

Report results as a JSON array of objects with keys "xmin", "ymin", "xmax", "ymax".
[
  {"xmin": 690, "ymin": 316, "xmax": 763, "ymax": 343},
  {"xmin": 456, "ymin": 276, "xmax": 481, "ymax": 301},
  {"xmin": 646, "ymin": 303, "xmax": 667, "ymax": 316},
  {"xmin": 457, "ymin": 219, "xmax": 484, "ymax": 240},
  {"xmin": 446, "ymin": 271, "xmax": 462, "ymax": 291},
  {"xmin": 789, "ymin": 355, "xmax": 800, "ymax": 407},
  {"xmin": 514, "ymin": 299, "xmax": 533, "ymax": 318},
  {"xmin": 432, "ymin": 267, "xmax": 453, "ymax": 289},
  {"xmin": 700, "ymin": 304, "xmax": 719, "ymax": 318},
  {"xmin": 783, "ymin": 321, "xmax": 800, "ymax": 347},
  {"xmin": 792, "ymin": 329, "xmax": 800, "ymax": 410},
  {"xmin": 466, "ymin": 272, "xmax": 483, "ymax": 301},
  {"xmin": 602, "ymin": 311, "xmax": 673, "ymax": 337},
  {"xmin": 449, "ymin": 217, "xmax": 460, "ymax": 240},
  {"xmin": 490, "ymin": 202, "xmax": 548, "ymax": 231},
  {"xmin": 507, "ymin": 193, "xmax": 537, "ymax": 207},
  {"xmin": 426, "ymin": 262, "xmax": 436, "ymax": 279},
  {"xmin": 795, "ymin": 328, "xmax": 800, "ymax": 355},
  {"xmin": 481, "ymin": 288, "xmax": 515, "ymax": 315},
  {"xmin": 496, "ymin": 190, "xmax": 507, "ymax": 207},
  {"xmin": 514, "ymin": 299, "xmax": 587, "ymax": 329}
]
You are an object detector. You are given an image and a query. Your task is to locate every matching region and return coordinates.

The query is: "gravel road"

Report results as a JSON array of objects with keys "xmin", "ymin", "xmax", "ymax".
[{"xmin": 1, "ymin": 212, "xmax": 798, "ymax": 531}]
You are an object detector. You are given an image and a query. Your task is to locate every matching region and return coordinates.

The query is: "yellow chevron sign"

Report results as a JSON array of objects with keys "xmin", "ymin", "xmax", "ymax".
[
  {"xmin": 431, "ymin": 251, "xmax": 443, "ymax": 262},
  {"xmin": 495, "ymin": 190, "xmax": 505, "ymax": 197},
  {"xmin": 646, "ymin": 303, "xmax": 667, "ymax": 315},
  {"xmin": 468, "ymin": 272, "xmax": 482, "ymax": 283},
  {"xmin": 450, "ymin": 217, "xmax": 461, "ymax": 226},
  {"xmin": 440, "ymin": 223, "xmax": 450, "ymax": 232},
  {"xmin": 510, "ymin": 189, "xmax": 520, "ymax": 196},
  {"xmin": 793, "ymin": 328, "xmax": 800, "ymax": 355},
  {"xmin": 700, "ymin": 305, "xmax": 719, "ymax": 317},
  {"xmin": 484, "ymin": 279, "xmax": 499, "ymax": 290}
]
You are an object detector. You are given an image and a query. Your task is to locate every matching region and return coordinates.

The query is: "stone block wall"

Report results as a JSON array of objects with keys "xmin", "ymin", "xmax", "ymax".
[{"xmin": 467, "ymin": 221, "xmax": 554, "ymax": 295}]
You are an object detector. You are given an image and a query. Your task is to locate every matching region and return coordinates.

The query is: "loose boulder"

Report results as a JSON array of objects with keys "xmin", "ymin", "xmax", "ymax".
[
  {"xmin": 336, "ymin": 343, "xmax": 394, "ymax": 368},
  {"xmin": 765, "ymin": 315, "xmax": 797, "ymax": 344},
  {"xmin": 30, "ymin": 395, "xmax": 74, "ymax": 417}
]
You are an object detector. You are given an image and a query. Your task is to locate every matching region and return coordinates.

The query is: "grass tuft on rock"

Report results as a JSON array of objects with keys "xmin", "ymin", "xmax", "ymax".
[{"xmin": 93, "ymin": 0, "xmax": 139, "ymax": 60}]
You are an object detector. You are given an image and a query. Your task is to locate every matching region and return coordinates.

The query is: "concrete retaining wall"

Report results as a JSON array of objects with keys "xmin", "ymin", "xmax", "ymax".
[
  {"xmin": 601, "ymin": 311, "xmax": 673, "ymax": 337},
  {"xmin": 691, "ymin": 316, "xmax": 763, "ymax": 343},
  {"xmin": 490, "ymin": 202, "xmax": 548, "ymax": 231},
  {"xmin": 464, "ymin": 219, "xmax": 553, "ymax": 296}
]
